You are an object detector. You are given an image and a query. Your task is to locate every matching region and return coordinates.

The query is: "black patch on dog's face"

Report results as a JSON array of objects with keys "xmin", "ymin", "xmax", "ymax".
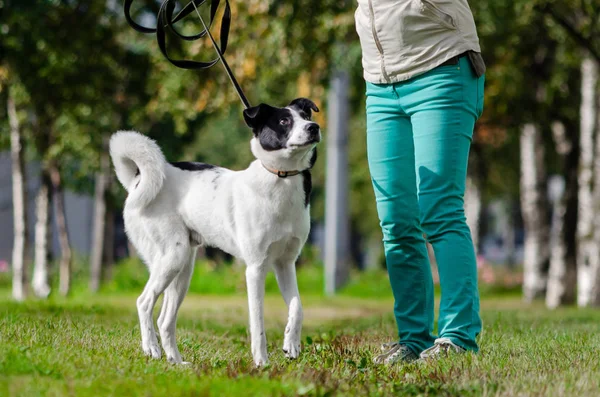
[
  {"xmin": 289, "ymin": 98, "xmax": 319, "ymax": 120},
  {"xmin": 244, "ymin": 104, "xmax": 295, "ymax": 151},
  {"xmin": 170, "ymin": 162, "xmax": 215, "ymax": 171}
]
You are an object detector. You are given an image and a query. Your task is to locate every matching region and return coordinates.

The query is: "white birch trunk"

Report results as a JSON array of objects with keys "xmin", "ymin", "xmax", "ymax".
[
  {"xmin": 577, "ymin": 57, "xmax": 598, "ymax": 307},
  {"xmin": 590, "ymin": 64, "xmax": 600, "ymax": 307},
  {"xmin": 32, "ymin": 170, "xmax": 51, "ymax": 298},
  {"xmin": 465, "ymin": 176, "xmax": 482, "ymax": 255},
  {"xmin": 546, "ymin": 122, "xmax": 578, "ymax": 308},
  {"xmin": 520, "ymin": 123, "xmax": 550, "ymax": 302},
  {"xmin": 8, "ymin": 91, "xmax": 29, "ymax": 301}
]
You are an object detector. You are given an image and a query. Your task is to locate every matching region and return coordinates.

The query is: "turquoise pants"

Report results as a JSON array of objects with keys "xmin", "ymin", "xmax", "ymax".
[{"xmin": 366, "ymin": 56, "xmax": 484, "ymax": 353}]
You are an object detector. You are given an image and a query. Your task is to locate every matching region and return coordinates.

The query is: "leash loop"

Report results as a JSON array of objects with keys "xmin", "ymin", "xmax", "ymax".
[{"xmin": 124, "ymin": 0, "xmax": 250, "ymax": 109}]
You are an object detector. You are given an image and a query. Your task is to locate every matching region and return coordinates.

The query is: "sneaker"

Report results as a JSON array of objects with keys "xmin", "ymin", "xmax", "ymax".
[
  {"xmin": 419, "ymin": 338, "xmax": 466, "ymax": 360},
  {"xmin": 373, "ymin": 342, "xmax": 418, "ymax": 364}
]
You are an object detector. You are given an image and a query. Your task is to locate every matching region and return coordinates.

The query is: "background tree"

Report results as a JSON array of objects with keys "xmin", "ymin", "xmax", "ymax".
[
  {"xmin": 2, "ymin": 0, "xmax": 125, "ymax": 296},
  {"xmin": 535, "ymin": 0, "xmax": 600, "ymax": 306},
  {"xmin": 5, "ymin": 81, "xmax": 29, "ymax": 301},
  {"xmin": 0, "ymin": 0, "xmax": 596, "ymax": 300}
]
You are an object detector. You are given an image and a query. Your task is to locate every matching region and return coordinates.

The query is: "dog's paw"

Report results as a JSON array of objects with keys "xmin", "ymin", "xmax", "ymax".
[
  {"xmin": 254, "ymin": 358, "xmax": 270, "ymax": 367},
  {"xmin": 142, "ymin": 340, "xmax": 162, "ymax": 359},
  {"xmin": 168, "ymin": 356, "xmax": 191, "ymax": 366},
  {"xmin": 167, "ymin": 354, "xmax": 183, "ymax": 364},
  {"xmin": 253, "ymin": 354, "xmax": 270, "ymax": 367},
  {"xmin": 282, "ymin": 337, "xmax": 301, "ymax": 359}
]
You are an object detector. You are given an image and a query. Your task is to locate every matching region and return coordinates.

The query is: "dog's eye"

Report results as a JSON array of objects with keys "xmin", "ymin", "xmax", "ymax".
[{"xmin": 279, "ymin": 118, "xmax": 290, "ymax": 126}]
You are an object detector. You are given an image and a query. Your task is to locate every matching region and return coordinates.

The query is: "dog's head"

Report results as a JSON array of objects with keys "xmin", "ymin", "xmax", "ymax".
[{"xmin": 243, "ymin": 98, "xmax": 321, "ymax": 171}]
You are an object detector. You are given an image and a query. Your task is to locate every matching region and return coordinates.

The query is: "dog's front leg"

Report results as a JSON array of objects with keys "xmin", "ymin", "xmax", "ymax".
[
  {"xmin": 274, "ymin": 261, "xmax": 303, "ymax": 359},
  {"xmin": 246, "ymin": 264, "xmax": 269, "ymax": 366}
]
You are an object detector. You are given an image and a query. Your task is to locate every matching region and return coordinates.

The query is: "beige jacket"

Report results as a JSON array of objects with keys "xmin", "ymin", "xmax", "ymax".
[{"xmin": 355, "ymin": 0, "xmax": 482, "ymax": 84}]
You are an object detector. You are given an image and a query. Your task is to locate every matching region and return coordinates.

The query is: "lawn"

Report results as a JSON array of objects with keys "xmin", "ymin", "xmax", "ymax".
[{"xmin": 1, "ymin": 287, "xmax": 599, "ymax": 397}]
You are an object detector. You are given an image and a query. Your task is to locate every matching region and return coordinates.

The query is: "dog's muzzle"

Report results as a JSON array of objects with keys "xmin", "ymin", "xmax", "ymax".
[{"xmin": 305, "ymin": 123, "xmax": 321, "ymax": 144}]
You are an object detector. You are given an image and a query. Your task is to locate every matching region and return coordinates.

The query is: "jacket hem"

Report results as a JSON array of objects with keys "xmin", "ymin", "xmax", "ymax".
[{"xmin": 363, "ymin": 46, "xmax": 481, "ymax": 85}]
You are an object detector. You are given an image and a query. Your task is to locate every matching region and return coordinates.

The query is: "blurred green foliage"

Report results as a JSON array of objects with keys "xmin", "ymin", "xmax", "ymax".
[
  {"xmin": 0, "ymin": 253, "xmax": 521, "ymax": 299},
  {"xmin": 105, "ymin": 256, "xmax": 328, "ymax": 296}
]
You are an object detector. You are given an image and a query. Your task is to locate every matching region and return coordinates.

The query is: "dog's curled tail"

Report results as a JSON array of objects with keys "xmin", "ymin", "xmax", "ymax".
[{"xmin": 109, "ymin": 131, "xmax": 166, "ymax": 208}]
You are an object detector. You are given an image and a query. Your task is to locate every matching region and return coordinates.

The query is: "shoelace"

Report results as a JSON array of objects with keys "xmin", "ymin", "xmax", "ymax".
[
  {"xmin": 380, "ymin": 341, "xmax": 400, "ymax": 352},
  {"xmin": 420, "ymin": 337, "xmax": 464, "ymax": 358},
  {"xmin": 373, "ymin": 342, "xmax": 414, "ymax": 364}
]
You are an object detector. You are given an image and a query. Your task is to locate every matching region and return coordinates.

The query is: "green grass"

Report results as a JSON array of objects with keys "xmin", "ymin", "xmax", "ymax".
[{"xmin": 1, "ymin": 291, "xmax": 599, "ymax": 397}]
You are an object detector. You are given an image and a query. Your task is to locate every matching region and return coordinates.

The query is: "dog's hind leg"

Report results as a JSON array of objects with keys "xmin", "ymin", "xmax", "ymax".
[
  {"xmin": 157, "ymin": 249, "xmax": 195, "ymax": 364},
  {"xmin": 274, "ymin": 259, "xmax": 303, "ymax": 359},
  {"xmin": 137, "ymin": 242, "xmax": 190, "ymax": 360}
]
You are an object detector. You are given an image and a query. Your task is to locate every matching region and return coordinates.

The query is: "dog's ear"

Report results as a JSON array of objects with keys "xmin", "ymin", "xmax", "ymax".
[
  {"xmin": 289, "ymin": 98, "xmax": 319, "ymax": 118},
  {"xmin": 243, "ymin": 103, "xmax": 273, "ymax": 132}
]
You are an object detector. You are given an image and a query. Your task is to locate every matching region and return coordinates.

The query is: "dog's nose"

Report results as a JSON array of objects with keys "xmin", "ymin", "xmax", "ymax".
[{"xmin": 306, "ymin": 123, "xmax": 320, "ymax": 135}]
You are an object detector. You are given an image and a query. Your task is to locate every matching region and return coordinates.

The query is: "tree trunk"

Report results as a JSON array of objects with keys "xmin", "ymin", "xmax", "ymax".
[
  {"xmin": 364, "ymin": 235, "xmax": 383, "ymax": 271},
  {"xmin": 90, "ymin": 136, "xmax": 110, "ymax": 292},
  {"xmin": 103, "ymin": 209, "xmax": 115, "ymax": 282},
  {"xmin": 465, "ymin": 142, "xmax": 486, "ymax": 255},
  {"xmin": 546, "ymin": 122, "xmax": 579, "ymax": 308},
  {"xmin": 32, "ymin": 168, "xmax": 51, "ymax": 298},
  {"xmin": 8, "ymin": 91, "xmax": 29, "ymax": 301},
  {"xmin": 503, "ymin": 200, "xmax": 519, "ymax": 268},
  {"xmin": 127, "ymin": 240, "xmax": 138, "ymax": 259},
  {"xmin": 520, "ymin": 123, "xmax": 551, "ymax": 302},
  {"xmin": 465, "ymin": 177, "xmax": 482, "ymax": 254},
  {"xmin": 577, "ymin": 57, "xmax": 598, "ymax": 307},
  {"xmin": 590, "ymin": 67, "xmax": 600, "ymax": 307},
  {"xmin": 49, "ymin": 164, "xmax": 72, "ymax": 296}
]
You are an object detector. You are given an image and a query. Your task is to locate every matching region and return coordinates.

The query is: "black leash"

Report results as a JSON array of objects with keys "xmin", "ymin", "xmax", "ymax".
[{"xmin": 124, "ymin": 0, "xmax": 251, "ymax": 109}]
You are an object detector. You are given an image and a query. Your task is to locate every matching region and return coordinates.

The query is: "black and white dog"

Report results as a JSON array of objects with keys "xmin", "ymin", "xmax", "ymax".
[{"xmin": 110, "ymin": 98, "xmax": 320, "ymax": 366}]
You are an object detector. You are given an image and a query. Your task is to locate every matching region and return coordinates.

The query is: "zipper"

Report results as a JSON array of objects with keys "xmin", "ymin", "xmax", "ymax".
[{"xmin": 367, "ymin": 0, "xmax": 390, "ymax": 82}]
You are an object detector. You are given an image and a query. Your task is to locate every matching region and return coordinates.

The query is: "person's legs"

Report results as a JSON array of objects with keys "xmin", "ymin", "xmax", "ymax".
[
  {"xmin": 399, "ymin": 57, "xmax": 484, "ymax": 351},
  {"xmin": 366, "ymin": 82, "xmax": 435, "ymax": 356}
]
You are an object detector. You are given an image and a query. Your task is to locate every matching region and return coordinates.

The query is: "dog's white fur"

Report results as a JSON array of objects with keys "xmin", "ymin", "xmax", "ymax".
[{"xmin": 110, "ymin": 109, "xmax": 318, "ymax": 366}]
